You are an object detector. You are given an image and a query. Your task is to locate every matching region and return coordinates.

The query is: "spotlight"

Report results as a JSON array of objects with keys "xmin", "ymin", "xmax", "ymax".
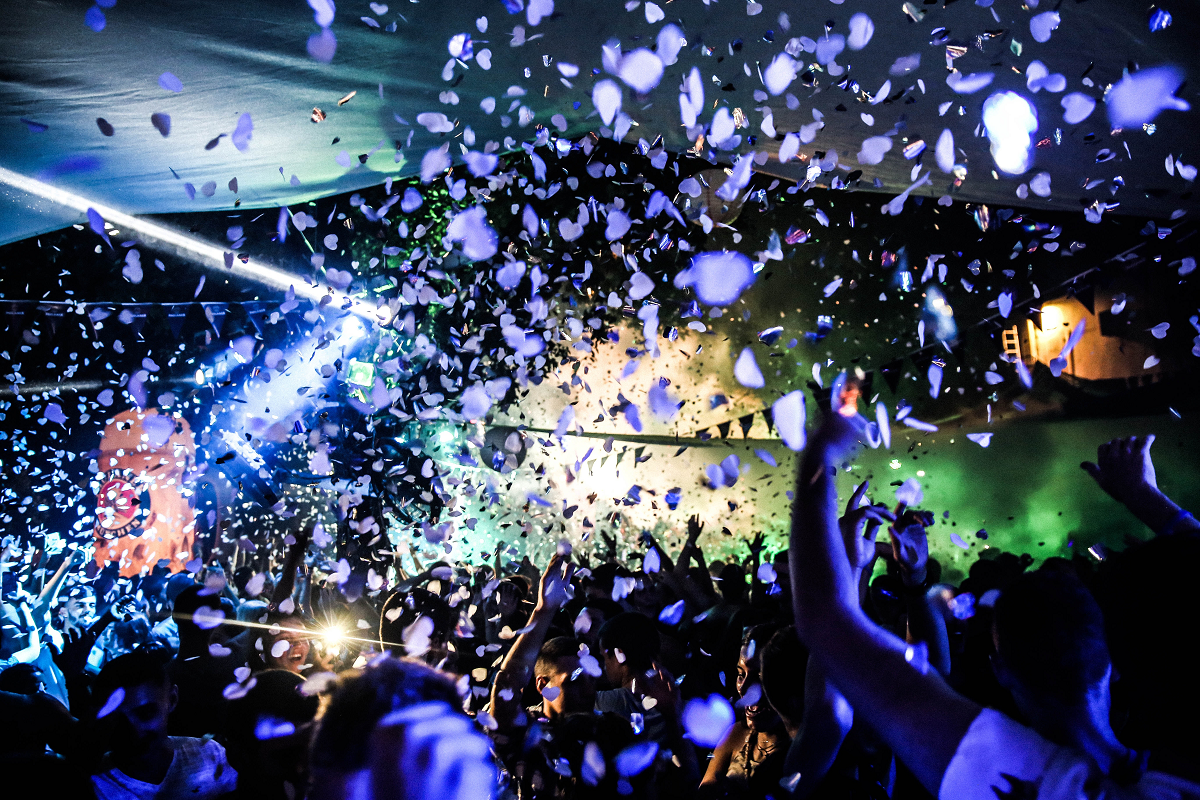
[
  {"xmin": 0, "ymin": 166, "xmax": 372, "ymax": 317},
  {"xmin": 982, "ymin": 92, "xmax": 1037, "ymax": 175}
]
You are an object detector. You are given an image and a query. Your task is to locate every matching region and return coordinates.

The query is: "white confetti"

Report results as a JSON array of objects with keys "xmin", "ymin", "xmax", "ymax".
[
  {"xmin": 773, "ymin": 391, "xmax": 806, "ymax": 451},
  {"xmin": 734, "ymin": 348, "xmax": 765, "ymax": 388}
]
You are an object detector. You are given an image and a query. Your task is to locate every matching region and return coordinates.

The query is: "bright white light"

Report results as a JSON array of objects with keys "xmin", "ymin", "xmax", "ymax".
[
  {"xmin": 0, "ymin": 166, "xmax": 372, "ymax": 318},
  {"xmin": 982, "ymin": 92, "xmax": 1037, "ymax": 175},
  {"xmin": 194, "ymin": 368, "xmax": 205, "ymax": 385}
]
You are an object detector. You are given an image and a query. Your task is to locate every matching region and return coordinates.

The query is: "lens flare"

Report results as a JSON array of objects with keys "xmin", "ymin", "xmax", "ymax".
[{"xmin": 982, "ymin": 92, "xmax": 1037, "ymax": 174}]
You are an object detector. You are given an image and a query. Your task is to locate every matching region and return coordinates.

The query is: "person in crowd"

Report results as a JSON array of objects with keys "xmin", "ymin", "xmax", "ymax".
[
  {"xmin": 168, "ymin": 584, "xmax": 243, "ymax": 738},
  {"xmin": 10, "ymin": 400, "xmax": 1200, "ymax": 800},
  {"xmin": 991, "ymin": 567, "xmax": 1139, "ymax": 780},
  {"xmin": 225, "ymin": 668, "xmax": 320, "ymax": 800},
  {"xmin": 788, "ymin": 409, "xmax": 1200, "ymax": 800},
  {"xmin": 256, "ymin": 613, "xmax": 313, "ymax": 675},
  {"xmin": 89, "ymin": 648, "xmax": 238, "ymax": 800},
  {"xmin": 308, "ymin": 656, "xmax": 493, "ymax": 800},
  {"xmin": 701, "ymin": 623, "xmax": 789, "ymax": 799}
]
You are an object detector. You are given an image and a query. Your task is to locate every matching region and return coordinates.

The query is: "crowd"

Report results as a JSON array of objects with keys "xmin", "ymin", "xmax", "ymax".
[{"xmin": 2, "ymin": 414, "xmax": 1198, "ymax": 800}]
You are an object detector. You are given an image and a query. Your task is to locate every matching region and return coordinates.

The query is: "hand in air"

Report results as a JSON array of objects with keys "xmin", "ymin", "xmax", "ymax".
[
  {"xmin": 889, "ymin": 512, "xmax": 931, "ymax": 588},
  {"xmin": 838, "ymin": 481, "xmax": 893, "ymax": 573},
  {"xmin": 748, "ymin": 531, "xmax": 767, "ymax": 559},
  {"xmin": 1081, "ymin": 435, "xmax": 1158, "ymax": 506},
  {"xmin": 536, "ymin": 554, "xmax": 575, "ymax": 613},
  {"xmin": 633, "ymin": 661, "xmax": 680, "ymax": 716}
]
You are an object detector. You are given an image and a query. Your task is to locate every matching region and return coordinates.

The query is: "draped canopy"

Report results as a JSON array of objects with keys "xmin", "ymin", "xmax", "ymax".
[{"xmin": 2, "ymin": 0, "xmax": 1197, "ymax": 248}]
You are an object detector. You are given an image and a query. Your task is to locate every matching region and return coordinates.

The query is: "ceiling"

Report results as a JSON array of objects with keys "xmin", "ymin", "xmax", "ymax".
[{"xmin": 2, "ymin": 0, "xmax": 1198, "ymax": 249}]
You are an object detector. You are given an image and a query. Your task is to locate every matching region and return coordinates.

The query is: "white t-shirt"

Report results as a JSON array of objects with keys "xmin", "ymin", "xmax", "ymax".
[
  {"xmin": 939, "ymin": 709, "xmax": 1200, "ymax": 800},
  {"xmin": 91, "ymin": 736, "xmax": 237, "ymax": 800}
]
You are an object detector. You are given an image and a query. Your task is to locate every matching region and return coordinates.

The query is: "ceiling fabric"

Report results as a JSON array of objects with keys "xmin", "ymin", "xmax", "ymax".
[{"xmin": 1, "ymin": 0, "xmax": 1197, "ymax": 247}]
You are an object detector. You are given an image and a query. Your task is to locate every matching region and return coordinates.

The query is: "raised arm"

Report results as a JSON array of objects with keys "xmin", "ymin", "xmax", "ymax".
[
  {"xmin": 33, "ymin": 547, "xmax": 82, "ymax": 623},
  {"xmin": 270, "ymin": 524, "xmax": 311, "ymax": 610},
  {"xmin": 789, "ymin": 413, "xmax": 979, "ymax": 795},
  {"xmin": 747, "ymin": 532, "xmax": 766, "ymax": 604},
  {"xmin": 1082, "ymin": 434, "xmax": 1200, "ymax": 536},
  {"xmin": 488, "ymin": 554, "xmax": 574, "ymax": 730},
  {"xmin": 782, "ymin": 655, "xmax": 854, "ymax": 798},
  {"xmin": 889, "ymin": 514, "xmax": 952, "ymax": 677},
  {"xmin": 781, "ymin": 482, "xmax": 889, "ymax": 797}
]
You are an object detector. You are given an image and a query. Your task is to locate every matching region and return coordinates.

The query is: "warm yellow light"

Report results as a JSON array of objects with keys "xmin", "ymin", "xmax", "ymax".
[{"xmin": 1040, "ymin": 304, "xmax": 1064, "ymax": 330}]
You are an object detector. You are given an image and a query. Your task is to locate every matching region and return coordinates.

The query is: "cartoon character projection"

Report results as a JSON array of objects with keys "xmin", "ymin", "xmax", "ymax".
[{"xmin": 92, "ymin": 409, "xmax": 198, "ymax": 577}]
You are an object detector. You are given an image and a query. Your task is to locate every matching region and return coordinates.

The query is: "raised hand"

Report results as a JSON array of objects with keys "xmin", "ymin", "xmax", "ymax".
[
  {"xmin": 748, "ymin": 531, "xmax": 767, "ymax": 559},
  {"xmin": 1081, "ymin": 435, "xmax": 1158, "ymax": 506},
  {"xmin": 686, "ymin": 515, "xmax": 704, "ymax": 545},
  {"xmin": 536, "ymin": 554, "xmax": 575, "ymax": 613},
  {"xmin": 838, "ymin": 481, "xmax": 894, "ymax": 573},
  {"xmin": 889, "ymin": 511, "xmax": 932, "ymax": 588},
  {"xmin": 633, "ymin": 661, "xmax": 680, "ymax": 716},
  {"xmin": 600, "ymin": 530, "xmax": 619, "ymax": 560}
]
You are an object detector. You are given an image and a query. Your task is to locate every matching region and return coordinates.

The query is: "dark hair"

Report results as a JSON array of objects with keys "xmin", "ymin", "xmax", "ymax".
[
  {"xmin": 0, "ymin": 662, "xmax": 42, "ymax": 694},
  {"xmin": 597, "ymin": 612, "xmax": 660, "ymax": 671},
  {"xmin": 226, "ymin": 669, "xmax": 320, "ymax": 773},
  {"xmin": 93, "ymin": 648, "xmax": 172, "ymax": 710},
  {"xmin": 581, "ymin": 598, "xmax": 623, "ymax": 624},
  {"xmin": 164, "ymin": 573, "xmax": 195, "ymax": 604},
  {"xmin": 585, "ymin": 563, "xmax": 624, "ymax": 597},
  {"xmin": 1096, "ymin": 532, "xmax": 1200, "ymax": 750},
  {"xmin": 992, "ymin": 568, "xmax": 1109, "ymax": 702},
  {"xmin": 309, "ymin": 656, "xmax": 464, "ymax": 772},
  {"xmin": 378, "ymin": 587, "xmax": 453, "ymax": 656},
  {"xmin": 739, "ymin": 623, "xmax": 784, "ymax": 682},
  {"xmin": 717, "ymin": 563, "xmax": 746, "ymax": 602},
  {"xmin": 760, "ymin": 626, "xmax": 808, "ymax": 726},
  {"xmin": 172, "ymin": 584, "xmax": 227, "ymax": 638},
  {"xmin": 535, "ymin": 636, "xmax": 582, "ymax": 680}
]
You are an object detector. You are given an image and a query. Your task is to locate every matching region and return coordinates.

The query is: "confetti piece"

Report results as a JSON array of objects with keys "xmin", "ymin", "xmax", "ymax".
[
  {"xmin": 657, "ymin": 23, "xmax": 685, "ymax": 65},
  {"xmin": 983, "ymin": 92, "xmax": 1037, "ymax": 174},
  {"xmin": 947, "ymin": 71, "xmax": 994, "ymax": 94},
  {"xmin": 1106, "ymin": 66, "xmax": 1190, "ymax": 128},
  {"xmin": 857, "ymin": 136, "xmax": 892, "ymax": 165},
  {"xmin": 308, "ymin": 27, "xmax": 337, "ymax": 63},
  {"xmin": 593, "ymin": 79, "xmax": 622, "ymax": 126},
  {"xmin": 1029, "ymin": 11, "xmax": 1060, "ymax": 43},
  {"xmin": 847, "ymin": 13, "xmax": 874, "ymax": 50},
  {"xmin": 97, "ymin": 688, "xmax": 125, "ymax": 719},
  {"xmin": 1061, "ymin": 93, "xmax": 1096, "ymax": 124},
  {"xmin": 763, "ymin": 54, "xmax": 799, "ymax": 96},
  {"xmin": 150, "ymin": 113, "xmax": 171, "ymax": 137},
  {"xmin": 446, "ymin": 206, "xmax": 498, "ymax": 260},
  {"xmin": 231, "ymin": 113, "xmax": 253, "ymax": 152},
  {"xmin": 734, "ymin": 348, "xmax": 765, "ymax": 388},
  {"xmin": 773, "ymin": 391, "xmax": 806, "ymax": 451},
  {"xmin": 158, "ymin": 72, "xmax": 184, "ymax": 92},
  {"xmin": 895, "ymin": 478, "xmax": 923, "ymax": 506},
  {"xmin": 418, "ymin": 112, "xmax": 455, "ymax": 133},
  {"xmin": 618, "ymin": 49, "xmax": 664, "ymax": 93},
  {"xmin": 84, "ymin": 6, "xmax": 106, "ymax": 31},
  {"xmin": 674, "ymin": 251, "xmax": 757, "ymax": 306},
  {"xmin": 683, "ymin": 695, "xmax": 735, "ymax": 747},
  {"xmin": 875, "ymin": 402, "xmax": 891, "ymax": 449},
  {"xmin": 658, "ymin": 599, "xmax": 685, "ymax": 624}
]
